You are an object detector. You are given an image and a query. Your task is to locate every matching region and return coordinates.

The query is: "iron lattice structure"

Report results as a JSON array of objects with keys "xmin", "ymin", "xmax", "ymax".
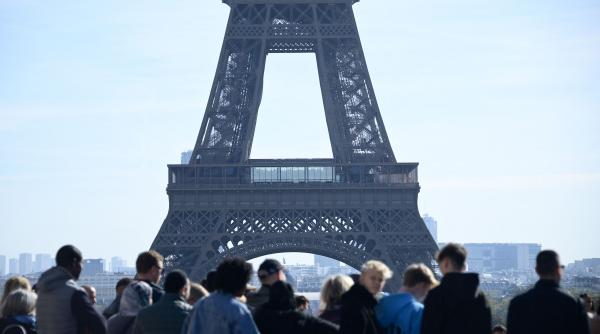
[{"xmin": 152, "ymin": 0, "xmax": 438, "ymax": 290}]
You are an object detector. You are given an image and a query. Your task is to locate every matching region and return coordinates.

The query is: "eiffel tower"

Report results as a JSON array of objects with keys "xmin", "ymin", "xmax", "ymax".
[{"xmin": 151, "ymin": 0, "xmax": 438, "ymax": 290}]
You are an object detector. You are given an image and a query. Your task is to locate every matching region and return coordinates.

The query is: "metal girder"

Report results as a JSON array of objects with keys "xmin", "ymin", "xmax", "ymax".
[{"xmin": 190, "ymin": 1, "xmax": 395, "ymax": 164}]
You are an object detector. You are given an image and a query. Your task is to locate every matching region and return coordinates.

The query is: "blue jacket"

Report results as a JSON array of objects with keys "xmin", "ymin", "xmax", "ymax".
[{"xmin": 375, "ymin": 292, "xmax": 423, "ymax": 334}]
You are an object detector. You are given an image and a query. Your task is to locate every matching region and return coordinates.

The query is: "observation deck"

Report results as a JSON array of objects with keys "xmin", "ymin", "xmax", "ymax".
[{"xmin": 168, "ymin": 159, "xmax": 418, "ymax": 188}]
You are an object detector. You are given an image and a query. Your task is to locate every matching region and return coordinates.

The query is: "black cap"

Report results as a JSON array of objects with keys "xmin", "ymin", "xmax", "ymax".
[{"xmin": 257, "ymin": 259, "xmax": 283, "ymax": 278}]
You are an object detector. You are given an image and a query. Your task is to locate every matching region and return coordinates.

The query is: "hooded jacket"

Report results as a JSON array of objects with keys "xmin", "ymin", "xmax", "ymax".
[
  {"xmin": 421, "ymin": 273, "xmax": 491, "ymax": 334},
  {"xmin": 339, "ymin": 284, "xmax": 383, "ymax": 334},
  {"xmin": 36, "ymin": 266, "xmax": 106, "ymax": 334},
  {"xmin": 376, "ymin": 292, "xmax": 423, "ymax": 334}
]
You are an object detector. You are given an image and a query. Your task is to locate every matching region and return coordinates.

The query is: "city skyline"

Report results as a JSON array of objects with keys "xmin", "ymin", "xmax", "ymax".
[{"xmin": 1, "ymin": 1, "xmax": 599, "ymax": 265}]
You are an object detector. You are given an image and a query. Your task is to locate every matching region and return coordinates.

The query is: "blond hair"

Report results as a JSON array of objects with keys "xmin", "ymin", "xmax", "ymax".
[
  {"xmin": 361, "ymin": 260, "xmax": 393, "ymax": 280},
  {"xmin": 1, "ymin": 289, "xmax": 37, "ymax": 317},
  {"xmin": 403, "ymin": 263, "xmax": 438, "ymax": 287},
  {"xmin": 1, "ymin": 276, "xmax": 32, "ymax": 305},
  {"xmin": 188, "ymin": 282, "xmax": 209, "ymax": 305},
  {"xmin": 319, "ymin": 275, "xmax": 354, "ymax": 311}
]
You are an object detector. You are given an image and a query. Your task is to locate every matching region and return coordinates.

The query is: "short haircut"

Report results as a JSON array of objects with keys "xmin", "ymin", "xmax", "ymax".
[
  {"xmin": 1, "ymin": 276, "xmax": 31, "ymax": 305},
  {"xmin": 188, "ymin": 282, "xmax": 209, "ymax": 304},
  {"xmin": 492, "ymin": 324, "xmax": 507, "ymax": 333},
  {"xmin": 215, "ymin": 257, "xmax": 253, "ymax": 295},
  {"xmin": 164, "ymin": 270, "xmax": 189, "ymax": 293},
  {"xmin": 361, "ymin": 260, "xmax": 393, "ymax": 280},
  {"xmin": 1, "ymin": 289, "xmax": 36, "ymax": 317},
  {"xmin": 136, "ymin": 250, "xmax": 164, "ymax": 274},
  {"xmin": 56, "ymin": 245, "xmax": 83, "ymax": 268},
  {"xmin": 116, "ymin": 277, "xmax": 133, "ymax": 290},
  {"xmin": 202, "ymin": 270, "xmax": 218, "ymax": 292},
  {"xmin": 295, "ymin": 295, "xmax": 309, "ymax": 306},
  {"xmin": 536, "ymin": 250, "xmax": 560, "ymax": 276},
  {"xmin": 403, "ymin": 263, "xmax": 438, "ymax": 288},
  {"xmin": 320, "ymin": 275, "xmax": 354, "ymax": 310},
  {"xmin": 436, "ymin": 243, "xmax": 467, "ymax": 269}
]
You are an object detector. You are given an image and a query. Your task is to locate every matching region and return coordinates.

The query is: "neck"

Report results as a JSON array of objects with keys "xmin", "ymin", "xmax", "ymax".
[{"xmin": 539, "ymin": 275, "xmax": 560, "ymax": 283}]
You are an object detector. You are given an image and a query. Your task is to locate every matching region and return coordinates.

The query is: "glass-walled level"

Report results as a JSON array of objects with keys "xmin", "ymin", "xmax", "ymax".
[{"xmin": 169, "ymin": 161, "xmax": 418, "ymax": 185}]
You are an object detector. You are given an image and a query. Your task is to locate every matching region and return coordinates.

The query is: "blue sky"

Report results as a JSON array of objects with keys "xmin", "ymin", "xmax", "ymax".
[{"xmin": 0, "ymin": 0, "xmax": 599, "ymax": 267}]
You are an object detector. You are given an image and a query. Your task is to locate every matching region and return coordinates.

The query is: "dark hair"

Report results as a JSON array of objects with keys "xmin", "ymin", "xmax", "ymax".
[
  {"xmin": 202, "ymin": 270, "xmax": 218, "ymax": 293},
  {"xmin": 436, "ymin": 243, "xmax": 467, "ymax": 269},
  {"xmin": 536, "ymin": 250, "xmax": 560, "ymax": 276},
  {"xmin": 164, "ymin": 270, "xmax": 189, "ymax": 293},
  {"xmin": 116, "ymin": 278, "xmax": 132, "ymax": 290},
  {"xmin": 295, "ymin": 295, "xmax": 309, "ymax": 306},
  {"xmin": 56, "ymin": 245, "xmax": 82, "ymax": 268},
  {"xmin": 136, "ymin": 250, "xmax": 164, "ymax": 274},
  {"xmin": 216, "ymin": 258, "xmax": 252, "ymax": 295},
  {"xmin": 268, "ymin": 281, "xmax": 296, "ymax": 311},
  {"xmin": 492, "ymin": 324, "xmax": 507, "ymax": 333}
]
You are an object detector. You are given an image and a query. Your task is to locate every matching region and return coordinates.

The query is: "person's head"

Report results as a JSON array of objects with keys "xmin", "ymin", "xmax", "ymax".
[
  {"xmin": 188, "ymin": 282, "xmax": 209, "ymax": 305},
  {"xmin": 401, "ymin": 263, "xmax": 438, "ymax": 302},
  {"xmin": 535, "ymin": 250, "xmax": 563, "ymax": 282},
  {"xmin": 135, "ymin": 250, "xmax": 164, "ymax": 284},
  {"xmin": 436, "ymin": 243, "xmax": 467, "ymax": 275},
  {"xmin": 202, "ymin": 270, "xmax": 218, "ymax": 292},
  {"xmin": 295, "ymin": 295, "xmax": 309, "ymax": 313},
  {"xmin": 119, "ymin": 281, "xmax": 153, "ymax": 316},
  {"xmin": 267, "ymin": 281, "xmax": 296, "ymax": 311},
  {"xmin": 164, "ymin": 270, "xmax": 191, "ymax": 299},
  {"xmin": 257, "ymin": 259, "xmax": 285, "ymax": 286},
  {"xmin": 492, "ymin": 324, "xmax": 507, "ymax": 334},
  {"xmin": 81, "ymin": 285, "xmax": 97, "ymax": 305},
  {"xmin": 579, "ymin": 293, "xmax": 594, "ymax": 313},
  {"xmin": 115, "ymin": 277, "xmax": 133, "ymax": 296},
  {"xmin": 56, "ymin": 245, "xmax": 83, "ymax": 279},
  {"xmin": 359, "ymin": 260, "xmax": 392, "ymax": 295},
  {"xmin": 216, "ymin": 257, "xmax": 253, "ymax": 297},
  {"xmin": 1, "ymin": 276, "xmax": 32, "ymax": 305},
  {"xmin": 320, "ymin": 274, "xmax": 354, "ymax": 310},
  {"xmin": 0, "ymin": 289, "xmax": 37, "ymax": 318}
]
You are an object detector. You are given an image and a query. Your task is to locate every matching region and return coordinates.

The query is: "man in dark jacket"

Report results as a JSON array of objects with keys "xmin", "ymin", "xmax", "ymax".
[
  {"xmin": 36, "ymin": 245, "xmax": 106, "ymax": 334},
  {"xmin": 247, "ymin": 259, "xmax": 286, "ymax": 309},
  {"xmin": 340, "ymin": 260, "xmax": 392, "ymax": 334},
  {"xmin": 507, "ymin": 250, "xmax": 590, "ymax": 334},
  {"xmin": 421, "ymin": 243, "xmax": 491, "ymax": 334},
  {"xmin": 133, "ymin": 270, "xmax": 192, "ymax": 334},
  {"xmin": 102, "ymin": 278, "xmax": 133, "ymax": 319},
  {"xmin": 135, "ymin": 251, "xmax": 165, "ymax": 303},
  {"xmin": 253, "ymin": 281, "xmax": 338, "ymax": 334}
]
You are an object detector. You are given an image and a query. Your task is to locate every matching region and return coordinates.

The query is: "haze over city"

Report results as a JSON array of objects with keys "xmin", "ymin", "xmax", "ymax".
[{"xmin": 1, "ymin": 0, "xmax": 599, "ymax": 267}]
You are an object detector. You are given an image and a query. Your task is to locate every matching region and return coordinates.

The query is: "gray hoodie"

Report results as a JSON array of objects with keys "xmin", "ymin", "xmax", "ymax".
[{"xmin": 36, "ymin": 266, "xmax": 106, "ymax": 334}]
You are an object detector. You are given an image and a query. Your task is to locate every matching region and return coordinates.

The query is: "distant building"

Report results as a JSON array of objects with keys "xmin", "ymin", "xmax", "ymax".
[
  {"xmin": 78, "ymin": 273, "xmax": 132, "ymax": 306},
  {"xmin": 110, "ymin": 257, "xmax": 127, "ymax": 272},
  {"xmin": 0, "ymin": 256, "xmax": 5, "ymax": 276},
  {"xmin": 422, "ymin": 214, "xmax": 438, "ymax": 242},
  {"xmin": 567, "ymin": 258, "xmax": 600, "ymax": 276},
  {"xmin": 82, "ymin": 259, "xmax": 105, "ymax": 277},
  {"xmin": 463, "ymin": 243, "xmax": 541, "ymax": 273},
  {"xmin": 9, "ymin": 258, "xmax": 18, "ymax": 275},
  {"xmin": 314, "ymin": 255, "xmax": 340, "ymax": 275},
  {"xmin": 181, "ymin": 150, "xmax": 193, "ymax": 164},
  {"xmin": 19, "ymin": 253, "xmax": 33, "ymax": 275},
  {"xmin": 33, "ymin": 254, "xmax": 52, "ymax": 273}
]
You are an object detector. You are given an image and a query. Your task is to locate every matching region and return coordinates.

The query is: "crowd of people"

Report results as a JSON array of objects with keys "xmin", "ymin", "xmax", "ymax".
[{"xmin": 0, "ymin": 243, "xmax": 598, "ymax": 334}]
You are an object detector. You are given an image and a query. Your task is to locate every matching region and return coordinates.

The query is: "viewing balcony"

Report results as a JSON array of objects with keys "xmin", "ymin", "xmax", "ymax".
[{"xmin": 167, "ymin": 159, "xmax": 418, "ymax": 188}]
